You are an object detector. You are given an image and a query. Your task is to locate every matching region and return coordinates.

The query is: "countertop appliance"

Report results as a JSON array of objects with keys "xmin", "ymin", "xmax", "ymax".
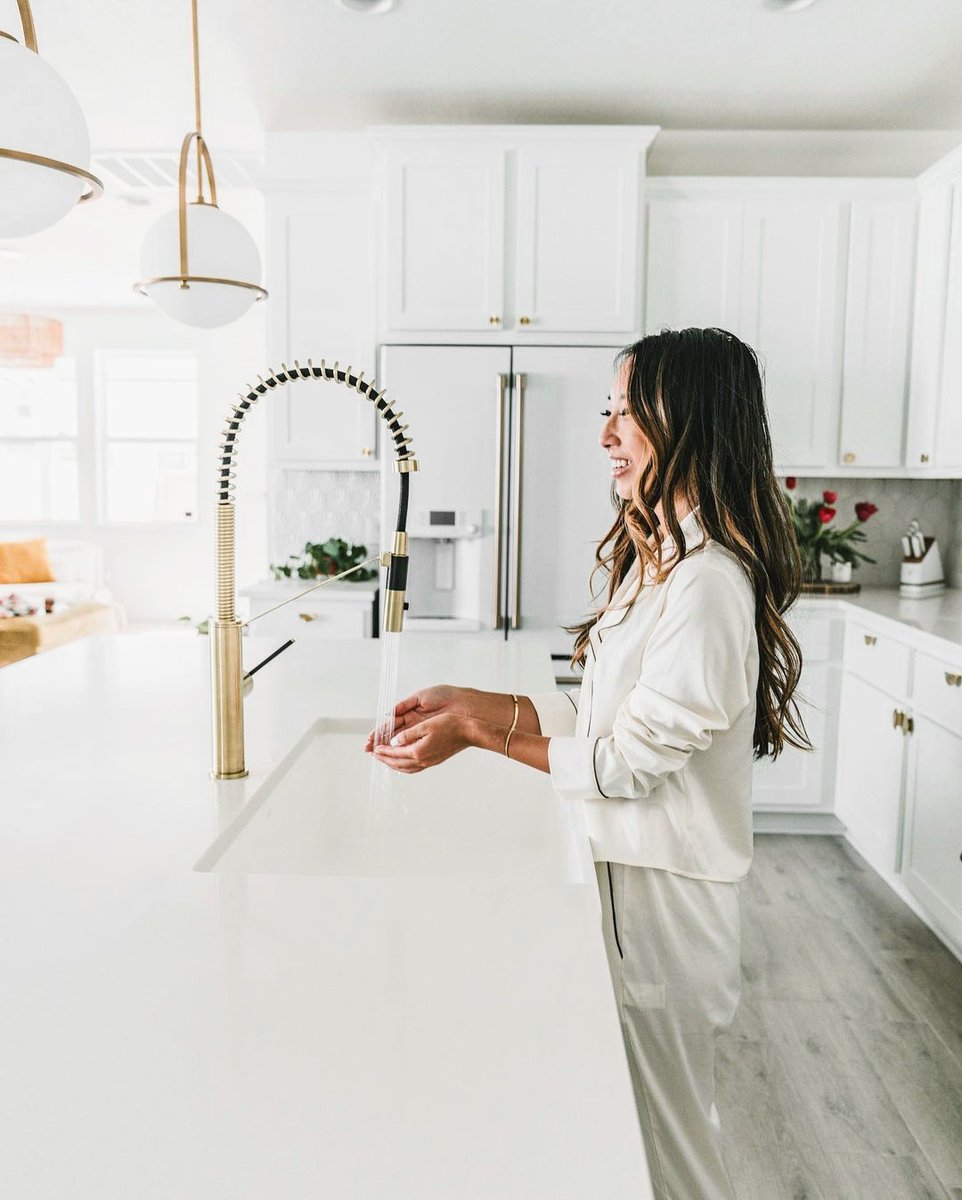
[{"xmin": 379, "ymin": 344, "xmax": 618, "ymax": 657}]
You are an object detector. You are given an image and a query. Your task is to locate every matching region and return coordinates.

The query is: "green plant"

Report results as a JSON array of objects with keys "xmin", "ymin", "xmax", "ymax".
[
  {"xmin": 783, "ymin": 479, "xmax": 878, "ymax": 582},
  {"xmin": 269, "ymin": 538, "xmax": 377, "ymax": 583}
]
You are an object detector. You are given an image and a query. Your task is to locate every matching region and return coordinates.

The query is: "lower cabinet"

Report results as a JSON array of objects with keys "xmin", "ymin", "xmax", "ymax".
[
  {"xmin": 902, "ymin": 714, "xmax": 962, "ymax": 949},
  {"xmin": 239, "ymin": 581, "xmax": 378, "ymax": 640},
  {"xmin": 833, "ymin": 671, "xmax": 909, "ymax": 876}
]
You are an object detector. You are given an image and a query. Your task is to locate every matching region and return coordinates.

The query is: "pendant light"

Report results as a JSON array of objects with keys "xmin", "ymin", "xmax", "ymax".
[
  {"xmin": 0, "ymin": 1, "xmax": 103, "ymax": 237},
  {"xmin": 135, "ymin": 0, "xmax": 266, "ymax": 328}
]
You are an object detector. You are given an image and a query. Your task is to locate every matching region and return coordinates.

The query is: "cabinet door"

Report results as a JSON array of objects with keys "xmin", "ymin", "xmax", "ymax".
[
  {"xmin": 381, "ymin": 145, "xmax": 506, "ymax": 332},
  {"xmin": 752, "ymin": 663, "xmax": 839, "ymax": 811},
  {"xmin": 902, "ymin": 716, "xmax": 962, "ymax": 949},
  {"xmin": 936, "ymin": 183, "xmax": 962, "ymax": 468},
  {"xmin": 906, "ymin": 184, "xmax": 954, "ymax": 468},
  {"xmin": 268, "ymin": 191, "xmax": 378, "ymax": 466},
  {"xmin": 834, "ymin": 672, "xmax": 907, "ymax": 875},
  {"xmin": 838, "ymin": 199, "xmax": 916, "ymax": 469},
  {"xmin": 740, "ymin": 200, "xmax": 847, "ymax": 469},
  {"xmin": 645, "ymin": 198, "xmax": 744, "ymax": 335},
  {"xmin": 514, "ymin": 145, "xmax": 640, "ymax": 333}
]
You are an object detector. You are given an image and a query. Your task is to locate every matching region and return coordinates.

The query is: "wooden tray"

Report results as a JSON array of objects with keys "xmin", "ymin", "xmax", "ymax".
[{"xmin": 798, "ymin": 581, "xmax": 862, "ymax": 595}]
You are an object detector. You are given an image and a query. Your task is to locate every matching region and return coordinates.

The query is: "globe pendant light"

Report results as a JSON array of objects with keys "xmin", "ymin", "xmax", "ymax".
[
  {"xmin": 135, "ymin": 0, "xmax": 266, "ymax": 328},
  {"xmin": 0, "ymin": 0, "xmax": 103, "ymax": 237}
]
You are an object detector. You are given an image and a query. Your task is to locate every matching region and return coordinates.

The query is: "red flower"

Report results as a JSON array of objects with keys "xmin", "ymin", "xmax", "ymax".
[
  {"xmin": 855, "ymin": 501, "xmax": 878, "ymax": 522},
  {"xmin": 785, "ymin": 476, "xmax": 797, "ymax": 490},
  {"xmin": 818, "ymin": 506, "xmax": 836, "ymax": 524},
  {"xmin": 822, "ymin": 490, "xmax": 837, "ymax": 504}
]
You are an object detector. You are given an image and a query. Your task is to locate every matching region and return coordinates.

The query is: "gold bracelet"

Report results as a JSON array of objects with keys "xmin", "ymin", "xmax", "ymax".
[{"xmin": 503, "ymin": 693, "xmax": 520, "ymax": 757}]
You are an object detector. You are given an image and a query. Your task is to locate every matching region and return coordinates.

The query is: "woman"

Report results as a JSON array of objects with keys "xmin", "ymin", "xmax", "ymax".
[{"xmin": 367, "ymin": 327, "xmax": 810, "ymax": 1200}]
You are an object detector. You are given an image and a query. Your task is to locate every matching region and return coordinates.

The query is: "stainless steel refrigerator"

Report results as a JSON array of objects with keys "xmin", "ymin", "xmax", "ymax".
[{"xmin": 379, "ymin": 344, "xmax": 620, "ymax": 659}]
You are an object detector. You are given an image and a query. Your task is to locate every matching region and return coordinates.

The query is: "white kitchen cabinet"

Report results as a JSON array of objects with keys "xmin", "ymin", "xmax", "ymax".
[
  {"xmin": 239, "ymin": 579, "xmax": 378, "ymax": 640},
  {"xmin": 644, "ymin": 196, "xmax": 744, "ymax": 334},
  {"xmin": 374, "ymin": 128, "xmax": 657, "ymax": 336},
  {"xmin": 740, "ymin": 198, "xmax": 848, "ymax": 469},
  {"xmin": 935, "ymin": 180, "xmax": 962, "ymax": 468},
  {"xmin": 752, "ymin": 605, "xmax": 844, "ymax": 812},
  {"xmin": 838, "ymin": 198, "xmax": 917, "ymax": 469},
  {"xmin": 834, "ymin": 670, "xmax": 910, "ymax": 876},
  {"xmin": 267, "ymin": 191, "xmax": 379, "ymax": 468}
]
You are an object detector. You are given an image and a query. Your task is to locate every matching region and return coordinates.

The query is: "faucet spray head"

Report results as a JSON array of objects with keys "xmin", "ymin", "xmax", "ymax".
[{"xmin": 383, "ymin": 529, "xmax": 409, "ymax": 633}]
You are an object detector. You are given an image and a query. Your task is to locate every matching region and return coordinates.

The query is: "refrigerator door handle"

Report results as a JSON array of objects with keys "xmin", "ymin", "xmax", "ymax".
[
  {"xmin": 510, "ymin": 372, "xmax": 526, "ymax": 629},
  {"xmin": 493, "ymin": 373, "xmax": 508, "ymax": 629}
]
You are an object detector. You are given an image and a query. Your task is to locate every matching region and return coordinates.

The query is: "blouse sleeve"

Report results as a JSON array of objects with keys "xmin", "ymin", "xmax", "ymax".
[
  {"xmin": 545, "ymin": 562, "xmax": 754, "ymax": 801},
  {"xmin": 528, "ymin": 688, "xmax": 580, "ymax": 737}
]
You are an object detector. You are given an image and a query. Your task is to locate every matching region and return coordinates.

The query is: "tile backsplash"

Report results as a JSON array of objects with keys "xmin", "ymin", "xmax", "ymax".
[
  {"xmin": 270, "ymin": 469, "xmax": 381, "ymax": 570},
  {"xmin": 788, "ymin": 477, "xmax": 962, "ymax": 588},
  {"xmin": 270, "ymin": 469, "xmax": 962, "ymax": 590}
]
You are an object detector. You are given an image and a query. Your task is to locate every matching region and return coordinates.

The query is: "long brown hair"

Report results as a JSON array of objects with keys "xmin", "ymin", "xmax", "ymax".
[{"xmin": 568, "ymin": 327, "xmax": 810, "ymax": 760}]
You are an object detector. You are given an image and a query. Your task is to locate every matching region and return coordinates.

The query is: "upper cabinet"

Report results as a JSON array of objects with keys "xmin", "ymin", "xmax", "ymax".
[
  {"xmin": 645, "ymin": 179, "xmax": 919, "ymax": 475},
  {"xmin": 373, "ymin": 127, "xmax": 658, "ymax": 336},
  {"xmin": 908, "ymin": 147, "xmax": 962, "ymax": 471}
]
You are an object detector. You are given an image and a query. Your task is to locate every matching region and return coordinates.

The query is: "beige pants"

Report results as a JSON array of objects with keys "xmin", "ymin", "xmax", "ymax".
[{"xmin": 596, "ymin": 862, "xmax": 741, "ymax": 1200}]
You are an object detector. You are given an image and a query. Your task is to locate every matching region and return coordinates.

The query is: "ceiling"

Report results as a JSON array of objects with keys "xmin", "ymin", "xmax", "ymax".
[{"xmin": 12, "ymin": 0, "xmax": 962, "ymax": 156}]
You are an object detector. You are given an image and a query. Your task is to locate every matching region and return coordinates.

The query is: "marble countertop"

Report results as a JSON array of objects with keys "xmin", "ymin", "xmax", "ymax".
[
  {"xmin": 794, "ymin": 586, "xmax": 962, "ymax": 659},
  {"xmin": 0, "ymin": 632, "xmax": 650, "ymax": 1199}
]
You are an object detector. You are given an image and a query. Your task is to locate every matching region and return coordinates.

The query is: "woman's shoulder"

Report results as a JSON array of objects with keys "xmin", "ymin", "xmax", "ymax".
[{"xmin": 664, "ymin": 541, "xmax": 755, "ymax": 612}]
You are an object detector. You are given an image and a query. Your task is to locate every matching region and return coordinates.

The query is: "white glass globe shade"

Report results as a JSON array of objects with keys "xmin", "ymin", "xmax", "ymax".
[
  {"xmin": 139, "ymin": 202, "xmax": 264, "ymax": 328},
  {"xmin": 0, "ymin": 38, "xmax": 91, "ymax": 237}
]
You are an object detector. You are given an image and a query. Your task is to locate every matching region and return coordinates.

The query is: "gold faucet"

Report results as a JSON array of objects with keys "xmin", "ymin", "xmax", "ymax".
[{"xmin": 210, "ymin": 359, "xmax": 418, "ymax": 780}]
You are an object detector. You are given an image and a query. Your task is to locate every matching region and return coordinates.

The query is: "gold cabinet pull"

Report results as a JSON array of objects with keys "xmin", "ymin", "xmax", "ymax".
[
  {"xmin": 298, "ymin": 611, "xmax": 319, "ymax": 622},
  {"xmin": 920, "ymin": 453, "xmax": 930, "ymax": 463},
  {"xmin": 519, "ymin": 316, "xmax": 531, "ymax": 326},
  {"xmin": 946, "ymin": 672, "xmax": 962, "ymax": 687},
  {"xmin": 489, "ymin": 315, "xmax": 501, "ymax": 326},
  {"xmin": 361, "ymin": 447, "xmax": 373, "ymax": 458},
  {"xmin": 892, "ymin": 709, "xmax": 904, "ymax": 729},
  {"xmin": 843, "ymin": 452, "xmax": 856, "ymax": 464},
  {"xmin": 903, "ymin": 715, "xmax": 914, "ymax": 736},
  {"xmin": 864, "ymin": 634, "xmax": 877, "ymax": 646}
]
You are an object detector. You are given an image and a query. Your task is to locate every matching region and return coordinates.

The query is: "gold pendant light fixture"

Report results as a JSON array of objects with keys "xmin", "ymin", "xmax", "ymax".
[
  {"xmin": 135, "ymin": 0, "xmax": 267, "ymax": 328},
  {"xmin": 0, "ymin": 0, "xmax": 103, "ymax": 237}
]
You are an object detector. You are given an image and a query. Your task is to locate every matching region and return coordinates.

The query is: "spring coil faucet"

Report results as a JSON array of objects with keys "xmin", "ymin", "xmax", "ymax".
[{"xmin": 210, "ymin": 358, "xmax": 418, "ymax": 780}]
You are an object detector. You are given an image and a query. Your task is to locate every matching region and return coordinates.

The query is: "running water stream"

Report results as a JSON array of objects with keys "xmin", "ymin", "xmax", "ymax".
[
  {"xmin": 366, "ymin": 631, "xmax": 406, "ymax": 855},
  {"xmin": 373, "ymin": 630, "xmax": 402, "ymax": 749}
]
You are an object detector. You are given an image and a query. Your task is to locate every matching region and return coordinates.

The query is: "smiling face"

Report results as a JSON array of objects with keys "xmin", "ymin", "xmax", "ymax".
[{"xmin": 600, "ymin": 361, "xmax": 652, "ymax": 501}]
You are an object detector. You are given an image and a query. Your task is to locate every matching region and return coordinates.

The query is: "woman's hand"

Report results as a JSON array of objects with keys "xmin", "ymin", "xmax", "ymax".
[
  {"xmin": 371, "ymin": 713, "xmax": 473, "ymax": 773},
  {"xmin": 364, "ymin": 684, "xmax": 471, "ymax": 753}
]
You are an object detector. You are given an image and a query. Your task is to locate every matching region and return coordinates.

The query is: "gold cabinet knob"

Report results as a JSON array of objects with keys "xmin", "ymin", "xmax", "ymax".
[
  {"xmin": 920, "ymin": 453, "xmax": 930, "ymax": 463},
  {"xmin": 843, "ymin": 452, "xmax": 856, "ymax": 464},
  {"xmin": 892, "ymin": 708, "xmax": 904, "ymax": 729},
  {"xmin": 946, "ymin": 672, "xmax": 962, "ymax": 687},
  {"xmin": 489, "ymin": 316, "xmax": 501, "ymax": 326},
  {"xmin": 519, "ymin": 316, "xmax": 531, "ymax": 326},
  {"xmin": 864, "ymin": 634, "xmax": 877, "ymax": 646},
  {"xmin": 361, "ymin": 447, "xmax": 373, "ymax": 458},
  {"xmin": 298, "ymin": 612, "xmax": 319, "ymax": 622}
]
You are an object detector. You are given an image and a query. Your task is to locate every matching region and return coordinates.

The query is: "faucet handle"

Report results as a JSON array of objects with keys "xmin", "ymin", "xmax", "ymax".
[{"xmin": 242, "ymin": 638, "xmax": 295, "ymax": 696}]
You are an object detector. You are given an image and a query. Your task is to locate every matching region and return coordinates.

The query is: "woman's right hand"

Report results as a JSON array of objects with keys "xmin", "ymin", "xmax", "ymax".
[{"xmin": 364, "ymin": 685, "xmax": 472, "ymax": 752}]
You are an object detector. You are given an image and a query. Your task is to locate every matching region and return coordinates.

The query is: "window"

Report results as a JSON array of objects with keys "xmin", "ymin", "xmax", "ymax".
[
  {"xmin": 0, "ymin": 359, "xmax": 80, "ymax": 521},
  {"xmin": 98, "ymin": 352, "xmax": 199, "ymax": 523}
]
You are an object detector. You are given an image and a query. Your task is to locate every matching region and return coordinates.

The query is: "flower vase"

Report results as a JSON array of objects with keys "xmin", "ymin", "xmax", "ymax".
[
  {"xmin": 800, "ymin": 547, "xmax": 822, "ymax": 585},
  {"xmin": 829, "ymin": 560, "xmax": 853, "ymax": 584}
]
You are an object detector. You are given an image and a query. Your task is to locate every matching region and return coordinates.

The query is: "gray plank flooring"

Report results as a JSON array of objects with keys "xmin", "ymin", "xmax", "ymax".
[{"xmin": 718, "ymin": 834, "xmax": 962, "ymax": 1200}]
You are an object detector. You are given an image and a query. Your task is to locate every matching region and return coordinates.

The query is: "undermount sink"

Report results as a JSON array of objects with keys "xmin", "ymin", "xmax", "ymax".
[{"xmin": 196, "ymin": 717, "xmax": 583, "ymax": 881}]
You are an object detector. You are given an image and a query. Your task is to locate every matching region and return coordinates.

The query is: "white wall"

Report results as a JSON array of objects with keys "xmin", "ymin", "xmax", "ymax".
[{"xmin": 1, "ymin": 304, "xmax": 269, "ymax": 622}]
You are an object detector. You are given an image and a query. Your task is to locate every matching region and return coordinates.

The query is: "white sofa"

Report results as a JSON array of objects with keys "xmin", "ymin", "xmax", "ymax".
[{"xmin": 1, "ymin": 539, "xmax": 121, "ymax": 613}]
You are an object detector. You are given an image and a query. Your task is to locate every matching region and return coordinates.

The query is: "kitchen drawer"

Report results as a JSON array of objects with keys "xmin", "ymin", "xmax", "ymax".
[
  {"xmin": 912, "ymin": 649, "xmax": 962, "ymax": 735},
  {"xmin": 843, "ymin": 620, "xmax": 911, "ymax": 698},
  {"xmin": 252, "ymin": 604, "xmax": 370, "ymax": 641}
]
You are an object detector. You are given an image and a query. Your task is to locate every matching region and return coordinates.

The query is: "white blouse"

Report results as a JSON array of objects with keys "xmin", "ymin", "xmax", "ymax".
[{"xmin": 529, "ymin": 510, "xmax": 759, "ymax": 882}]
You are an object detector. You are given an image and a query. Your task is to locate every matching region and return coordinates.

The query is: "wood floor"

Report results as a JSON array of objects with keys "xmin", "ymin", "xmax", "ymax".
[{"xmin": 717, "ymin": 834, "xmax": 962, "ymax": 1200}]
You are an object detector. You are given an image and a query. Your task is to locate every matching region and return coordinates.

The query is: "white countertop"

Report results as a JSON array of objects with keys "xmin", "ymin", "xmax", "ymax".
[
  {"xmin": 794, "ymin": 586, "xmax": 962, "ymax": 660},
  {"xmin": 0, "ymin": 632, "xmax": 650, "ymax": 1199}
]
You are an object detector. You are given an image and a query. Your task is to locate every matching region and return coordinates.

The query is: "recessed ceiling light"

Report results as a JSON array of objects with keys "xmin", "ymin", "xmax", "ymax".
[
  {"xmin": 336, "ymin": 0, "xmax": 398, "ymax": 12},
  {"xmin": 763, "ymin": 0, "xmax": 818, "ymax": 10}
]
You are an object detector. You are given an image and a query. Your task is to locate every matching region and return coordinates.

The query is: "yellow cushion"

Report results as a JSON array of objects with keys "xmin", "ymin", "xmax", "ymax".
[{"xmin": 0, "ymin": 538, "xmax": 56, "ymax": 584}]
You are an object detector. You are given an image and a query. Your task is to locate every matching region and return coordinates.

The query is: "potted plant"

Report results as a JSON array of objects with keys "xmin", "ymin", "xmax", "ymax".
[
  {"xmin": 783, "ymin": 478, "xmax": 878, "ymax": 587},
  {"xmin": 269, "ymin": 538, "xmax": 377, "ymax": 583}
]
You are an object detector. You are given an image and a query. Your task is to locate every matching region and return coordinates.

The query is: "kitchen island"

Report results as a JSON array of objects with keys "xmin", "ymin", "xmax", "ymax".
[{"xmin": 0, "ymin": 632, "xmax": 651, "ymax": 1199}]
